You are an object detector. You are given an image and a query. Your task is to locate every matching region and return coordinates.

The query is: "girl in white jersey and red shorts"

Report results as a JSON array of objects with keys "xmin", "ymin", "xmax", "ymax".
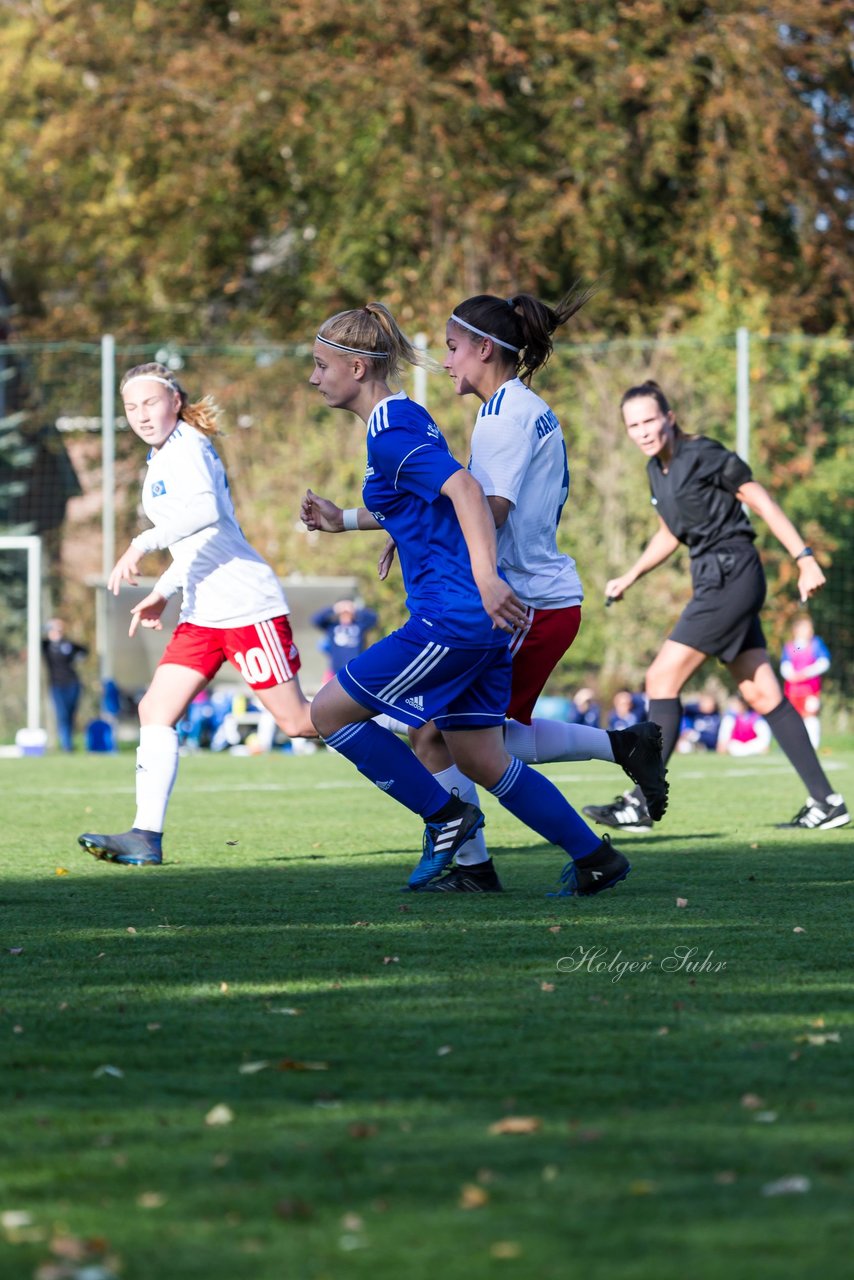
[
  {"xmin": 78, "ymin": 362, "xmax": 315, "ymax": 866},
  {"xmin": 402, "ymin": 292, "xmax": 668, "ymax": 890}
]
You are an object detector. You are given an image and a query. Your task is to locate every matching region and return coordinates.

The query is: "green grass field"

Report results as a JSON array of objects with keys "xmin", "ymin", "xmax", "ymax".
[{"xmin": 2, "ymin": 741, "xmax": 852, "ymax": 1280}]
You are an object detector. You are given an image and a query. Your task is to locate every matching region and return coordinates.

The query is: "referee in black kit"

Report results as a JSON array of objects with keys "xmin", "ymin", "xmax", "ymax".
[{"xmin": 584, "ymin": 380, "xmax": 848, "ymax": 834}]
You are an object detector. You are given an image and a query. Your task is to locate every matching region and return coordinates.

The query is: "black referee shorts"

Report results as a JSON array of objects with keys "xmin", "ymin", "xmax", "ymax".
[{"xmin": 669, "ymin": 542, "xmax": 766, "ymax": 664}]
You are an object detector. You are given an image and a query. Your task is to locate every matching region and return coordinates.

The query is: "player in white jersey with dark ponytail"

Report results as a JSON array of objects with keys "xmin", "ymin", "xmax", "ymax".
[
  {"xmin": 78, "ymin": 362, "xmax": 315, "ymax": 866},
  {"xmin": 400, "ymin": 291, "xmax": 668, "ymax": 891}
]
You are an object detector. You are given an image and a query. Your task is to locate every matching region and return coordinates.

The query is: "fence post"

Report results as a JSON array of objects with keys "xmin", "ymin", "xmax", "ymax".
[
  {"xmin": 101, "ymin": 334, "xmax": 116, "ymax": 683},
  {"xmin": 736, "ymin": 326, "xmax": 750, "ymax": 462},
  {"xmin": 413, "ymin": 332, "xmax": 428, "ymax": 407}
]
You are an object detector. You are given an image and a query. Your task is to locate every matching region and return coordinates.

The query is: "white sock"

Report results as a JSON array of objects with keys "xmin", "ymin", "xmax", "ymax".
[
  {"xmin": 804, "ymin": 716, "xmax": 821, "ymax": 750},
  {"xmin": 134, "ymin": 724, "xmax": 179, "ymax": 833},
  {"xmin": 433, "ymin": 763, "xmax": 490, "ymax": 866},
  {"xmin": 504, "ymin": 718, "xmax": 616, "ymax": 764},
  {"xmin": 373, "ymin": 713, "xmax": 412, "ymax": 736}
]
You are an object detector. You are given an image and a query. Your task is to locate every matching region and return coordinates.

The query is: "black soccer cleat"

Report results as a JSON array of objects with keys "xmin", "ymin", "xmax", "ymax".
[
  {"xmin": 407, "ymin": 795, "xmax": 486, "ymax": 889},
  {"xmin": 582, "ymin": 792, "xmax": 653, "ymax": 834},
  {"xmin": 776, "ymin": 794, "xmax": 850, "ymax": 831},
  {"xmin": 608, "ymin": 721, "xmax": 669, "ymax": 821},
  {"xmin": 78, "ymin": 829, "xmax": 163, "ymax": 866},
  {"xmin": 554, "ymin": 836, "xmax": 631, "ymax": 897},
  {"xmin": 417, "ymin": 859, "xmax": 504, "ymax": 893}
]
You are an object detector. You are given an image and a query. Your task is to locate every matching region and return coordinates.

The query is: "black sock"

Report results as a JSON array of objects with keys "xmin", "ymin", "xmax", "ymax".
[
  {"xmin": 425, "ymin": 794, "xmax": 465, "ymax": 824},
  {"xmin": 629, "ymin": 697, "xmax": 682, "ymax": 803},
  {"xmin": 764, "ymin": 698, "xmax": 832, "ymax": 802}
]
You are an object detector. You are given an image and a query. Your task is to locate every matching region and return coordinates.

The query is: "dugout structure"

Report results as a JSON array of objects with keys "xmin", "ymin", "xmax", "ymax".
[
  {"xmin": 93, "ymin": 573, "xmax": 359, "ymax": 705},
  {"xmin": 0, "ymin": 534, "xmax": 43, "ymax": 739}
]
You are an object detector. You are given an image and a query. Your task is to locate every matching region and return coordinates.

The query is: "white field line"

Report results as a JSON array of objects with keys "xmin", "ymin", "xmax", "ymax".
[{"xmin": 18, "ymin": 756, "xmax": 847, "ymax": 798}]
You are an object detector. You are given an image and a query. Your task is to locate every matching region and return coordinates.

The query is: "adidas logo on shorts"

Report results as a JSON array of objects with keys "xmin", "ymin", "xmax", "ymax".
[{"xmin": 405, "ymin": 695, "xmax": 425, "ymax": 711}]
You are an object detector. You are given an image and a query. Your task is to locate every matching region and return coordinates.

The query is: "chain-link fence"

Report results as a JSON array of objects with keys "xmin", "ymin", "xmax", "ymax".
[{"xmin": 1, "ymin": 332, "xmax": 851, "ymax": 745}]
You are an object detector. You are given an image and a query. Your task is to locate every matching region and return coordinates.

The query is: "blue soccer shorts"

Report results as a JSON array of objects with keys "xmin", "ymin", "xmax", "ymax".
[{"xmin": 337, "ymin": 618, "xmax": 512, "ymax": 730}]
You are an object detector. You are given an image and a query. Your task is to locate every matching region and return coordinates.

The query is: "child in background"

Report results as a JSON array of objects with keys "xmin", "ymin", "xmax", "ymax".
[
  {"xmin": 717, "ymin": 695, "xmax": 771, "ymax": 756},
  {"xmin": 780, "ymin": 616, "xmax": 830, "ymax": 749}
]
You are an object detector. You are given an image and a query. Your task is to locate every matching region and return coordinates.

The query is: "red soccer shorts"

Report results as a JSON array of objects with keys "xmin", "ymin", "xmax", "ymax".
[
  {"xmin": 507, "ymin": 604, "xmax": 581, "ymax": 723},
  {"xmin": 786, "ymin": 686, "xmax": 821, "ymax": 718},
  {"xmin": 159, "ymin": 616, "xmax": 301, "ymax": 690}
]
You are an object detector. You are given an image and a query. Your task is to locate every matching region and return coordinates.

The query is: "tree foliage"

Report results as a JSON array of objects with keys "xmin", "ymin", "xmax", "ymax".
[{"xmin": 0, "ymin": 0, "xmax": 851, "ymax": 339}]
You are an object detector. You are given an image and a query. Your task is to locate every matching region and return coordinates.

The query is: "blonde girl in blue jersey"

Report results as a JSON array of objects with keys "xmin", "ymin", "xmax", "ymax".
[
  {"xmin": 391, "ymin": 291, "xmax": 668, "ymax": 890},
  {"xmin": 302, "ymin": 302, "xmax": 631, "ymax": 896},
  {"xmin": 79, "ymin": 362, "xmax": 316, "ymax": 866}
]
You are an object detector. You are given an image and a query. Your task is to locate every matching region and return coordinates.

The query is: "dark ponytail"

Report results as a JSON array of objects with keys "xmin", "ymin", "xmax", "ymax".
[{"xmin": 451, "ymin": 281, "xmax": 597, "ymax": 385}]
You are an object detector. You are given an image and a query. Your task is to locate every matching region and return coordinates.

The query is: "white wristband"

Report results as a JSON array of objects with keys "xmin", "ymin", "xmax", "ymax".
[{"xmin": 342, "ymin": 508, "xmax": 360, "ymax": 532}]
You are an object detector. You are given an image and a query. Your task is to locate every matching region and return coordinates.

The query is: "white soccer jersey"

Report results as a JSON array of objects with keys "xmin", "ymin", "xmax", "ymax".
[
  {"xmin": 130, "ymin": 423, "xmax": 288, "ymax": 628},
  {"xmin": 469, "ymin": 378, "xmax": 583, "ymax": 609}
]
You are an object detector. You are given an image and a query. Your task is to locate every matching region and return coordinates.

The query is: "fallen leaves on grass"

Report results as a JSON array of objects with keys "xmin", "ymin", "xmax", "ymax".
[
  {"xmin": 275, "ymin": 1058, "xmax": 329, "ymax": 1072},
  {"xmin": 2, "ymin": 1210, "xmax": 33, "ymax": 1229},
  {"xmin": 55, "ymin": 868, "xmax": 69, "ymax": 876},
  {"xmin": 8, "ymin": 947, "xmax": 23, "ymax": 956},
  {"xmin": 437, "ymin": 1045, "xmax": 453, "ymax": 1056},
  {"xmin": 348, "ymin": 1122, "xmax": 378, "ymax": 1139},
  {"xmin": 34, "ymin": 1232, "xmax": 121, "ymax": 1280},
  {"xmin": 459, "ymin": 1183, "xmax": 489, "ymax": 1209},
  {"xmin": 275, "ymin": 1198, "xmax": 313, "ymax": 1220},
  {"xmin": 755, "ymin": 1111, "xmax": 778, "ymax": 1123},
  {"xmin": 795, "ymin": 1032, "xmax": 841, "ymax": 1046},
  {"xmin": 628, "ymin": 1180, "xmax": 657, "ymax": 1195},
  {"xmin": 740, "ymin": 1093, "xmax": 765, "ymax": 1110},
  {"xmin": 269, "ymin": 1007, "xmax": 301, "ymax": 1016},
  {"xmin": 714, "ymin": 1171, "xmax": 738, "ymax": 1185},
  {"xmin": 676, "ymin": 897, "xmax": 688, "ymax": 908},
  {"xmin": 793, "ymin": 927, "xmax": 806, "ymax": 934},
  {"xmin": 93, "ymin": 1065, "xmax": 124, "ymax": 1079},
  {"xmin": 540, "ymin": 981, "xmax": 555, "ymax": 992},
  {"xmin": 488, "ymin": 1116, "xmax": 541, "ymax": 1135},
  {"xmin": 136, "ymin": 1192, "xmax": 165, "ymax": 1209},
  {"xmin": 382, "ymin": 956, "xmax": 399, "ymax": 965},
  {"xmin": 490, "ymin": 1241, "xmax": 522, "ymax": 1259},
  {"xmin": 205, "ymin": 1104, "xmax": 234, "ymax": 1126},
  {"xmin": 762, "ymin": 1176, "xmax": 811, "ymax": 1197},
  {"xmin": 238, "ymin": 1061, "xmax": 269, "ymax": 1074}
]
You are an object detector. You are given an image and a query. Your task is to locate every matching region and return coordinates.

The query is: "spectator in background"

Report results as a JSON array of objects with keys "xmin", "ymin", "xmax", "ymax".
[
  {"xmin": 780, "ymin": 616, "xmax": 830, "ymax": 749},
  {"xmin": 717, "ymin": 695, "xmax": 771, "ymax": 756},
  {"xmin": 678, "ymin": 692, "xmax": 721, "ymax": 753},
  {"xmin": 568, "ymin": 687, "xmax": 601, "ymax": 728},
  {"xmin": 41, "ymin": 618, "xmax": 88, "ymax": 751},
  {"xmin": 608, "ymin": 689, "xmax": 644, "ymax": 732},
  {"xmin": 311, "ymin": 599, "xmax": 378, "ymax": 680}
]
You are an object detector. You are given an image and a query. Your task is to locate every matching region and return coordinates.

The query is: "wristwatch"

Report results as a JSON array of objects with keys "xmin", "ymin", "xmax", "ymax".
[{"xmin": 796, "ymin": 547, "xmax": 814, "ymax": 560}]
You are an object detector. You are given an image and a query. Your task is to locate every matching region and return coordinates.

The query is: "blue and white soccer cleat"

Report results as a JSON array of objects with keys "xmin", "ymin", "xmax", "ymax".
[
  {"xmin": 407, "ymin": 797, "xmax": 486, "ymax": 890},
  {"xmin": 553, "ymin": 836, "xmax": 631, "ymax": 897},
  {"xmin": 78, "ymin": 829, "xmax": 163, "ymax": 866}
]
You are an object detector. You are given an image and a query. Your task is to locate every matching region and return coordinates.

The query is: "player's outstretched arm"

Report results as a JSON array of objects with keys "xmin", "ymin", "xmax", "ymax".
[
  {"xmin": 736, "ymin": 480, "xmax": 826, "ymax": 602},
  {"xmin": 301, "ymin": 489, "xmax": 381, "ymax": 533},
  {"xmin": 606, "ymin": 517, "xmax": 680, "ymax": 602}
]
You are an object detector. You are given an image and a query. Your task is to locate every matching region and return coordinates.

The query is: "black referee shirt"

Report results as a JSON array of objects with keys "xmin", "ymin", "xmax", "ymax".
[{"xmin": 646, "ymin": 434, "xmax": 755, "ymax": 557}]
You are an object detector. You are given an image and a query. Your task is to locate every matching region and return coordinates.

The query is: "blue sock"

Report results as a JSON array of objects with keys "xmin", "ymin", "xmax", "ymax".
[
  {"xmin": 325, "ymin": 721, "xmax": 450, "ymax": 818},
  {"xmin": 489, "ymin": 757, "xmax": 601, "ymax": 860}
]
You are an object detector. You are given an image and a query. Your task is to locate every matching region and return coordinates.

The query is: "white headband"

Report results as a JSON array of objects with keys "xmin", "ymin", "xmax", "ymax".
[
  {"xmin": 122, "ymin": 374, "xmax": 179, "ymax": 391},
  {"xmin": 315, "ymin": 335, "xmax": 389, "ymax": 359},
  {"xmin": 449, "ymin": 313, "xmax": 520, "ymax": 353}
]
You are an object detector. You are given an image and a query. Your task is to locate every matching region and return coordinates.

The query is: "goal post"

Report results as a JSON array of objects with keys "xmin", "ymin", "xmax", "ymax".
[{"xmin": 0, "ymin": 534, "xmax": 43, "ymax": 735}]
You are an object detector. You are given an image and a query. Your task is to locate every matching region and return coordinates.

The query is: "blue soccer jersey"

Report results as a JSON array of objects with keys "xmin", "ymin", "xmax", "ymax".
[{"xmin": 362, "ymin": 392, "xmax": 506, "ymax": 648}]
